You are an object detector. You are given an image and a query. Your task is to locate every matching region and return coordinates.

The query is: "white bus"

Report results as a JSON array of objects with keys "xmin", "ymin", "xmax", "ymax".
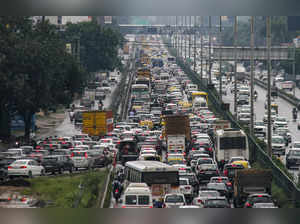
[
  {"xmin": 124, "ymin": 161, "xmax": 179, "ymax": 201},
  {"xmin": 214, "ymin": 129, "xmax": 249, "ymax": 168},
  {"xmin": 132, "ymin": 84, "xmax": 149, "ymax": 97}
]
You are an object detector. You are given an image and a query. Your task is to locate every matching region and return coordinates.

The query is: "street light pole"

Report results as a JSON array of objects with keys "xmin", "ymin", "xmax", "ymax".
[
  {"xmin": 208, "ymin": 16, "xmax": 212, "ymax": 84},
  {"xmin": 185, "ymin": 16, "xmax": 187, "ymax": 60},
  {"xmin": 250, "ymin": 16, "xmax": 255, "ymax": 136},
  {"xmin": 234, "ymin": 16, "xmax": 238, "ymax": 118},
  {"xmin": 201, "ymin": 16, "xmax": 203, "ymax": 81},
  {"xmin": 194, "ymin": 16, "xmax": 197, "ymax": 73},
  {"xmin": 181, "ymin": 16, "xmax": 183, "ymax": 58},
  {"xmin": 267, "ymin": 16, "xmax": 272, "ymax": 158},
  {"xmin": 219, "ymin": 16, "xmax": 222, "ymax": 101},
  {"xmin": 176, "ymin": 16, "xmax": 178, "ymax": 56},
  {"xmin": 189, "ymin": 16, "xmax": 192, "ymax": 59}
]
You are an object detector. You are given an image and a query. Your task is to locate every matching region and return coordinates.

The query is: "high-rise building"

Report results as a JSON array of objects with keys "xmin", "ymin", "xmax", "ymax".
[{"xmin": 44, "ymin": 16, "xmax": 92, "ymax": 25}]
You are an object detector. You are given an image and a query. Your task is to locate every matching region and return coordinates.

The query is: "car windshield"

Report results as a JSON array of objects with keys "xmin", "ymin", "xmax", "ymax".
[
  {"xmin": 276, "ymin": 118, "xmax": 287, "ymax": 122},
  {"xmin": 200, "ymin": 164, "xmax": 217, "ymax": 170},
  {"xmin": 207, "ymin": 183, "xmax": 226, "ymax": 190},
  {"xmin": 199, "ymin": 191, "xmax": 220, "ymax": 197},
  {"xmin": 290, "ymin": 150, "xmax": 300, "ymax": 156},
  {"xmin": 197, "ymin": 159, "xmax": 213, "ymax": 165},
  {"xmin": 168, "ymin": 160, "xmax": 185, "ymax": 165},
  {"xmin": 179, "ymin": 179, "xmax": 188, "ymax": 185},
  {"xmin": 272, "ymin": 138, "xmax": 284, "ymax": 144},
  {"xmin": 12, "ymin": 161, "xmax": 27, "ymax": 165},
  {"xmin": 255, "ymin": 122, "xmax": 264, "ymax": 126},
  {"xmin": 251, "ymin": 196, "xmax": 272, "ymax": 203},
  {"xmin": 205, "ymin": 199, "xmax": 228, "ymax": 207},
  {"xmin": 165, "ymin": 195, "xmax": 184, "ymax": 203},
  {"xmin": 43, "ymin": 157, "xmax": 58, "ymax": 162}
]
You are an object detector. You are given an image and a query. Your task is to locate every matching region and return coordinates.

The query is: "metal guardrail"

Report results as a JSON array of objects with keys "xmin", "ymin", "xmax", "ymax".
[{"xmin": 172, "ymin": 51, "xmax": 300, "ymax": 207}]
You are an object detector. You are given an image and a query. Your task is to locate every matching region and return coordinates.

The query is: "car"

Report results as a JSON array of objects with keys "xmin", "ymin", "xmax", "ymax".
[
  {"xmin": 273, "ymin": 117, "xmax": 288, "ymax": 130},
  {"xmin": 203, "ymin": 197, "xmax": 231, "ymax": 208},
  {"xmin": 206, "ymin": 182, "xmax": 230, "ymax": 199},
  {"xmin": 244, "ymin": 193, "xmax": 274, "ymax": 208},
  {"xmin": 179, "ymin": 172, "xmax": 199, "ymax": 195},
  {"xmin": 41, "ymin": 155, "xmax": 74, "ymax": 174},
  {"xmin": 192, "ymin": 190, "xmax": 220, "ymax": 207},
  {"xmin": 209, "ymin": 176, "xmax": 233, "ymax": 195},
  {"xmin": 252, "ymin": 202, "xmax": 278, "ymax": 208},
  {"xmin": 228, "ymin": 156, "xmax": 246, "ymax": 164},
  {"xmin": 196, "ymin": 158, "xmax": 215, "ymax": 172},
  {"xmin": 163, "ymin": 193, "xmax": 186, "ymax": 208},
  {"xmin": 286, "ymin": 149, "xmax": 300, "ymax": 169},
  {"xmin": 190, "ymin": 153, "xmax": 211, "ymax": 170},
  {"xmin": 223, "ymin": 163, "xmax": 244, "ymax": 182},
  {"xmin": 270, "ymin": 136, "xmax": 286, "ymax": 156},
  {"xmin": 238, "ymin": 113, "xmax": 251, "ymax": 125},
  {"xmin": 197, "ymin": 164, "xmax": 219, "ymax": 183},
  {"xmin": 70, "ymin": 151, "xmax": 95, "ymax": 170},
  {"xmin": 7, "ymin": 159, "xmax": 45, "ymax": 178},
  {"xmin": 179, "ymin": 178, "xmax": 194, "ymax": 202}
]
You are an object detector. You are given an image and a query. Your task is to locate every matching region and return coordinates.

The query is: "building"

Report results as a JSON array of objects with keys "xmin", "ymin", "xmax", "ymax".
[
  {"xmin": 293, "ymin": 36, "xmax": 300, "ymax": 48},
  {"xmin": 44, "ymin": 16, "xmax": 92, "ymax": 25}
]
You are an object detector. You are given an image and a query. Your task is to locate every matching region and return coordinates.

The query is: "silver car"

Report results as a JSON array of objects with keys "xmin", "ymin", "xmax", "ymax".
[{"xmin": 163, "ymin": 194, "xmax": 186, "ymax": 208}]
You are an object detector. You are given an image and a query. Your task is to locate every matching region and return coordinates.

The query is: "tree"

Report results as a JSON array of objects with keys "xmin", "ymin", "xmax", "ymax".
[
  {"xmin": 63, "ymin": 21, "xmax": 124, "ymax": 73},
  {"xmin": 0, "ymin": 17, "xmax": 88, "ymax": 142}
]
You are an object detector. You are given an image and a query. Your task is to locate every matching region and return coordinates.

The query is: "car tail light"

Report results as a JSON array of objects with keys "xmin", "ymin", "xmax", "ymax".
[
  {"xmin": 216, "ymin": 170, "xmax": 219, "ymax": 174},
  {"xmin": 71, "ymin": 153, "xmax": 74, "ymax": 157},
  {"xmin": 20, "ymin": 166, "xmax": 27, "ymax": 169},
  {"xmin": 197, "ymin": 199, "xmax": 203, "ymax": 204},
  {"xmin": 185, "ymin": 186, "xmax": 191, "ymax": 190},
  {"xmin": 227, "ymin": 182, "xmax": 232, "ymax": 186},
  {"xmin": 85, "ymin": 153, "xmax": 88, "ymax": 158},
  {"xmin": 192, "ymin": 148, "xmax": 195, "ymax": 151},
  {"xmin": 245, "ymin": 202, "xmax": 251, "ymax": 208},
  {"xmin": 208, "ymin": 148, "xmax": 212, "ymax": 152},
  {"xmin": 7, "ymin": 166, "xmax": 12, "ymax": 169},
  {"xmin": 122, "ymin": 206, "xmax": 126, "ymax": 208},
  {"xmin": 149, "ymin": 206, "xmax": 153, "ymax": 208},
  {"xmin": 115, "ymin": 189, "xmax": 119, "ymax": 193},
  {"xmin": 199, "ymin": 170, "xmax": 204, "ymax": 173}
]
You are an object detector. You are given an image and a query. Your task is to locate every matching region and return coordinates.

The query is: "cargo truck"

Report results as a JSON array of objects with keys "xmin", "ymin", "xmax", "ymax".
[
  {"xmin": 233, "ymin": 169, "xmax": 272, "ymax": 208},
  {"xmin": 163, "ymin": 115, "xmax": 191, "ymax": 142},
  {"xmin": 82, "ymin": 111, "xmax": 114, "ymax": 138}
]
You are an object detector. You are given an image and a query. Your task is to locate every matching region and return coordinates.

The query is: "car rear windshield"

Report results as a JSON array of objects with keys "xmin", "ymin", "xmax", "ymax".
[
  {"xmin": 251, "ymin": 196, "xmax": 272, "ymax": 203},
  {"xmin": 179, "ymin": 179, "xmax": 188, "ymax": 185},
  {"xmin": 125, "ymin": 195, "xmax": 137, "ymax": 205},
  {"xmin": 199, "ymin": 191, "xmax": 220, "ymax": 197},
  {"xmin": 206, "ymin": 199, "xmax": 228, "ymax": 207},
  {"xmin": 43, "ymin": 157, "xmax": 58, "ymax": 162},
  {"xmin": 165, "ymin": 195, "xmax": 184, "ymax": 203}
]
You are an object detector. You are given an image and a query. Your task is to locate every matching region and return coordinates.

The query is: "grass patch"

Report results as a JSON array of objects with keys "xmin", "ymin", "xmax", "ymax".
[{"xmin": 22, "ymin": 170, "xmax": 108, "ymax": 208}]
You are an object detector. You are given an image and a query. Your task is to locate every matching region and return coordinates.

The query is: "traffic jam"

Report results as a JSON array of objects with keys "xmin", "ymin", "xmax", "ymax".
[{"xmin": 110, "ymin": 35, "xmax": 277, "ymax": 208}]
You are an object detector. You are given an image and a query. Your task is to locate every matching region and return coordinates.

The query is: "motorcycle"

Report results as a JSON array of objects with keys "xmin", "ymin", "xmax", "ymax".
[
  {"xmin": 254, "ymin": 93, "xmax": 258, "ymax": 102},
  {"xmin": 293, "ymin": 111, "xmax": 298, "ymax": 121},
  {"xmin": 113, "ymin": 188, "xmax": 121, "ymax": 203}
]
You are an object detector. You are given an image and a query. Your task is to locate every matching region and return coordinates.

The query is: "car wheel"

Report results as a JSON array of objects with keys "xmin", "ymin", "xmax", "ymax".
[
  {"xmin": 40, "ymin": 170, "xmax": 45, "ymax": 176},
  {"xmin": 28, "ymin": 171, "xmax": 33, "ymax": 179},
  {"xmin": 69, "ymin": 166, "xmax": 74, "ymax": 174},
  {"xmin": 59, "ymin": 168, "xmax": 63, "ymax": 174}
]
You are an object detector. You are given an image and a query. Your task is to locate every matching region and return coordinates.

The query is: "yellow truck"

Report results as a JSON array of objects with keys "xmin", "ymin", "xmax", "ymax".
[{"xmin": 82, "ymin": 111, "xmax": 113, "ymax": 137}]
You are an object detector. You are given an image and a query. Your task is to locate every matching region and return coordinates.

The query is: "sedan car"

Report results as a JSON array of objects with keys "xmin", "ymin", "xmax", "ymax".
[
  {"xmin": 203, "ymin": 197, "xmax": 231, "ymax": 208},
  {"xmin": 197, "ymin": 164, "xmax": 219, "ymax": 183},
  {"xmin": 163, "ymin": 194, "xmax": 186, "ymax": 208},
  {"xmin": 7, "ymin": 159, "xmax": 45, "ymax": 178},
  {"xmin": 192, "ymin": 190, "xmax": 220, "ymax": 207}
]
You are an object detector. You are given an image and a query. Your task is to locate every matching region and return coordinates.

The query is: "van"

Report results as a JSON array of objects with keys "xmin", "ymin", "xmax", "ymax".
[{"xmin": 121, "ymin": 184, "xmax": 153, "ymax": 208}]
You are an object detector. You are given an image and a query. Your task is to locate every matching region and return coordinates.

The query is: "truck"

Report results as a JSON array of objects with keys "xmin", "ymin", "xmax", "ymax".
[
  {"xmin": 214, "ymin": 129, "xmax": 249, "ymax": 169},
  {"xmin": 163, "ymin": 115, "xmax": 191, "ymax": 142},
  {"xmin": 280, "ymin": 81, "xmax": 294, "ymax": 91},
  {"xmin": 82, "ymin": 111, "xmax": 114, "ymax": 137},
  {"xmin": 167, "ymin": 135, "xmax": 186, "ymax": 153},
  {"xmin": 233, "ymin": 169, "xmax": 272, "ymax": 208}
]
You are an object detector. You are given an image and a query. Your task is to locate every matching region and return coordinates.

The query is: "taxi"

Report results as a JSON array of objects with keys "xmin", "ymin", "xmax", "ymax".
[{"xmin": 231, "ymin": 160, "xmax": 251, "ymax": 169}]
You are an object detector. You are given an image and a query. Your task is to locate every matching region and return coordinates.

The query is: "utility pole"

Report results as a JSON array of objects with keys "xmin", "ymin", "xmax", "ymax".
[
  {"xmin": 219, "ymin": 16, "xmax": 222, "ymax": 101},
  {"xmin": 234, "ymin": 16, "xmax": 238, "ymax": 118},
  {"xmin": 201, "ymin": 16, "xmax": 203, "ymax": 81},
  {"xmin": 176, "ymin": 16, "xmax": 178, "ymax": 56},
  {"xmin": 267, "ymin": 16, "xmax": 272, "ymax": 158},
  {"xmin": 250, "ymin": 16, "xmax": 255, "ymax": 136},
  {"xmin": 184, "ymin": 16, "xmax": 187, "ymax": 60},
  {"xmin": 193, "ymin": 16, "xmax": 197, "ymax": 73},
  {"xmin": 181, "ymin": 16, "xmax": 183, "ymax": 58},
  {"xmin": 189, "ymin": 16, "xmax": 192, "ymax": 59},
  {"xmin": 208, "ymin": 16, "xmax": 212, "ymax": 84}
]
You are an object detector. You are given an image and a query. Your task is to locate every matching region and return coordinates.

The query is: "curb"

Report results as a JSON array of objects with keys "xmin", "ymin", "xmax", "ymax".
[{"xmin": 100, "ymin": 166, "xmax": 113, "ymax": 208}]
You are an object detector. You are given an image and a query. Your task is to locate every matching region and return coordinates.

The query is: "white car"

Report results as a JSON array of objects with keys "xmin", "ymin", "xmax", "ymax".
[
  {"xmin": 273, "ymin": 117, "xmax": 288, "ymax": 130},
  {"xmin": 7, "ymin": 160, "xmax": 45, "ymax": 178}
]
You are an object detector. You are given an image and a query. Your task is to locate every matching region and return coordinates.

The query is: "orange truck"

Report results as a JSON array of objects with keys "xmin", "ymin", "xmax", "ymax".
[{"xmin": 82, "ymin": 111, "xmax": 114, "ymax": 137}]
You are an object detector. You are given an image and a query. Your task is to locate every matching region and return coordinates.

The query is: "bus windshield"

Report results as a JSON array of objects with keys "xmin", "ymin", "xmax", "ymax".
[{"xmin": 142, "ymin": 171, "xmax": 179, "ymax": 185}]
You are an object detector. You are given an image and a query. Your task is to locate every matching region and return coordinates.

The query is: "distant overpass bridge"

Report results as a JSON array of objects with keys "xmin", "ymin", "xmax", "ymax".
[{"xmin": 119, "ymin": 24, "xmax": 218, "ymax": 35}]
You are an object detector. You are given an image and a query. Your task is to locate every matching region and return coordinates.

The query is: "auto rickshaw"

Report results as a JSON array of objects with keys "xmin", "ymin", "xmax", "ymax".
[{"xmin": 231, "ymin": 160, "xmax": 251, "ymax": 169}]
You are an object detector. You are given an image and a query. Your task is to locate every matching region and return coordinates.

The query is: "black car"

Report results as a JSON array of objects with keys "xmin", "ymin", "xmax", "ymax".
[
  {"xmin": 286, "ymin": 149, "xmax": 300, "ymax": 169},
  {"xmin": 244, "ymin": 194, "xmax": 274, "ymax": 208},
  {"xmin": 41, "ymin": 155, "xmax": 74, "ymax": 174},
  {"xmin": 197, "ymin": 164, "xmax": 219, "ymax": 183},
  {"xmin": 203, "ymin": 197, "xmax": 231, "ymax": 208},
  {"xmin": 93, "ymin": 153, "xmax": 112, "ymax": 168}
]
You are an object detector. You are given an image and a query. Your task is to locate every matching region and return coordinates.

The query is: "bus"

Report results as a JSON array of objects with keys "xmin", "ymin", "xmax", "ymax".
[
  {"xmin": 191, "ymin": 91, "xmax": 208, "ymax": 104},
  {"xmin": 124, "ymin": 161, "xmax": 180, "ymax": 201},
  {"xmin": 214, "ymin": 129, "xmax": 249, "ymax": 169},
  {"xmin": 132, "ymin": 84, "xmax": 149, "ymax": 97}
]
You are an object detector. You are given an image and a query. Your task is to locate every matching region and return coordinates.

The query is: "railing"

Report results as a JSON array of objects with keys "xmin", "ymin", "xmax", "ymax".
[{"xmin": 168, "ymin": 44, "xmax": 300, "ymax": 207}]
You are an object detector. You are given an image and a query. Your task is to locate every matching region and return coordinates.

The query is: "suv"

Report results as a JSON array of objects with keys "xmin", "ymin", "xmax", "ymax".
[
  {"xmin": 42, "ymin": 155, "xmax": 74, "ymax": 174},
  {"xmin": 286, "ymin": 149, "xmax": 300, "ymax": 169},
  {"xmin": 197, "ymin": 164, "xmax": 219, "ymax": 183}
]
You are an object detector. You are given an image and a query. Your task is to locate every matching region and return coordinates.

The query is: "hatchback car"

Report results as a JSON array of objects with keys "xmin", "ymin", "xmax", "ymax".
[
  {"xmin": 203, "ymin": 197, "xmax": 230, "ymax": 208},
  {"xmin": 163, "ymin": 194, "xmax": 186, "ymax": 208}
]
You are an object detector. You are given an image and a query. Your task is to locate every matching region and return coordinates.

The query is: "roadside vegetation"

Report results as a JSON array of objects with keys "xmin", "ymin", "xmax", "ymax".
[{"xmin": 22, "ymin": 170, "xmax": 108, "ymax": 208}]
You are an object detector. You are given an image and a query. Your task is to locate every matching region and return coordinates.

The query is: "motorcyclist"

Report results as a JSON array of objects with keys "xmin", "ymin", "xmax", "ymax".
[
  {"xmin": 254, "ymin": 90, "xmax": 258, "ymax": 101},
  {"xmin": 112, "ymin": 178, "xmax": 123, "ymax": 203},
  {"xmin": 293, "ymin": 107, "xmax": 298, "ymax": 120}
]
